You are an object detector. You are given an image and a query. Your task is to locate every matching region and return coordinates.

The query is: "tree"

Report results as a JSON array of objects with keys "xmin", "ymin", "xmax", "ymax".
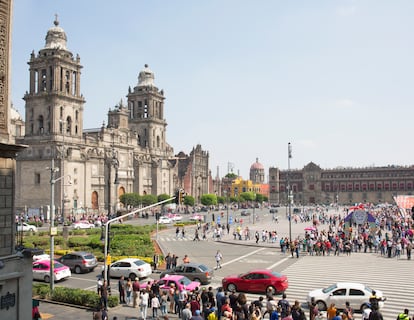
[
  {"xmin": 158, "ymin": 193, "xmax": 172, "ymax": 203},
  {"xmin": 119, "ymin": 193, "xmax": 141, "ymax": 207},
  {"xmin": 141, "ymin": 194, "xmax": 158, "ymax": 206},
  {"xmin": 225, "ymin": 173, "xmax": 238, "ymax": 179},
  {"xmin": 217, "ymin": 196, "xmax": 225, "ymax": 204},
  {"xmin": 200, "ymin": 194, "xmax": 218, "ymax": 206},
  {"xmin": 183, "ymin": 195, "xmax": 194, "ymax": 206},
  {"xmin": 256, "ymin": 194, "xmax": 264, "ymax": 203},
  {"xmin": 240, "ymin": 192, "xmax": 255, "ymax": 202}
]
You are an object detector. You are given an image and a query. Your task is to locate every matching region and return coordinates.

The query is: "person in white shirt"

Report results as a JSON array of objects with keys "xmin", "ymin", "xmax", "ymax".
[
  {"xmin": 215, "ymin": 250, "xmax": 223, "ymax": 269},
  {"xmin": 151, "ymin": 294, "xmax": 161, "ymax": 318},
  {"xmin": 140, "ymin": 290, "xmax": 149, "ymax": 320}
]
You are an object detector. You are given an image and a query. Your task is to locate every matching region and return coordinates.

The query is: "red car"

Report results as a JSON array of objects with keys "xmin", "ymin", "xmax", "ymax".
[{"xmin": 222, "ymin": 269, "xmax": 288, "ymax": 295}]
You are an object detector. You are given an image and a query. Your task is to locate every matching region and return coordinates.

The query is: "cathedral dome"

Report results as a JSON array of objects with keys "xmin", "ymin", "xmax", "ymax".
[
  {"xmin": 137, "ymin": 64, "xmax": 155, "ymax": 87},
  {"xmin": 44, "ymin": 16, "xmax": 67, "ymax": 50},
  {"xmin": 250, "ymin": 158, "xmax": 264, "ymax": 170}
]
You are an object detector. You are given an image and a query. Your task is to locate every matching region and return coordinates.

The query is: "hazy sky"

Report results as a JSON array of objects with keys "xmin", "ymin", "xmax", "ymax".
[{"xmin": 11, "ymin": 1, "xmax": 414, "ymax": 179}]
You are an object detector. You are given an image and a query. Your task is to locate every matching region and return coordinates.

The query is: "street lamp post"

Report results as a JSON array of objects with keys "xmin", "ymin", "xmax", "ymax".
[
  {"xmin": 103, "ymin": 198, "xmax": 175, "ymax": 284},
  {"xmin": 48, "ymin": 158, "xmax": 71, "ymax": 292},
  {"xmin": 287, "ymin": 142, "xmax": 293, "ymax": 244},
  {"xmin": 224, "ymin": 190, "xmax": 230, "ymax": 226},
  {"xmin": 105, "ymin": 130, "xmax": 119, "ymax": 286},
  {"xmin": 59, "ymin": 119, "xmax": 66, "ymax": 223}
]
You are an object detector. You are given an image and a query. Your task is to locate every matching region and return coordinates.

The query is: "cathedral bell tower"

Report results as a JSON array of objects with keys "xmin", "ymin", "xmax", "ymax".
[
  {"xmin": 127, "ymin": 64, "xmax": 166, "ymax": 154},
  {"xmin": 23, "ymin": 16, "xmax": 85, "ymax": 141}
]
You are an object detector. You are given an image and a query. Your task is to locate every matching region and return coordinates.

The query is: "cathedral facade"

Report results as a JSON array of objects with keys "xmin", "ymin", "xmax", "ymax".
[{"xmin": 15, "ymin": 18, "xmax": 210, "ymax": 220}]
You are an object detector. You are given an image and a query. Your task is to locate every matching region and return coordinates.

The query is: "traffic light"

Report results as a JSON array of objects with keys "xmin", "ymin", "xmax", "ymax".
[
  {"xmin": 174, "ymin": 189, "xmax": 181, "ymax": 204},
  {"xmin": 180, "ymin": 189, "xmax": 185, "ymax": 204},
  {"xmin": 174, "ymin": 189, "xmax": 185, "ymax": 204}
]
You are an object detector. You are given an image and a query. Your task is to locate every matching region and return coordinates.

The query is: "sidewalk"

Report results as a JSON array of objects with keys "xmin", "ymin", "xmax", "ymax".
[{"xmin": 39, "ymin": 299, "xmax": 181, "ymax": 320}]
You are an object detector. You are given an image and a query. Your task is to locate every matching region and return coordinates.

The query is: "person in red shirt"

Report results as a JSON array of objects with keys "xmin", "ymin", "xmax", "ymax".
[{"xmin": 221, "ymin": 298, "xmax": 233, "ymax": 319}]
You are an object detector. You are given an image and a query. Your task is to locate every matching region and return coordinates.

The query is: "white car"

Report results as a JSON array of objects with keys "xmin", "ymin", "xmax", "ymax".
[
  {"xmin": 190, "ymin": 214, "xmax": 204, "ymax": 221},
  {"xmin": 33, "ymin": 253, "xmax": 50, "ymax": 261},
  {"xmin": 32, "ymin": 260, "xmax": 71, "ymax": 283},
  {"xmin": 104, "ymin": 258, "xmax": 152, "ymax": 280},
  {"xmin": 307, "ymin": 282, "xmax": 385, "ymax": 312},
  {"xmin": 167, "ymin": 214, "xmax": 183, "ymax": 221},
  {"xmin": 72, "ymin": 220, "xmax": 95, "ymax": 229},
  {"xmin": 158, "ymin": 216, "xmax": 172, "ymax": 224},
  {"xmin": 16, "ymin": 223, "xmax": 38, "ymax": 232}
]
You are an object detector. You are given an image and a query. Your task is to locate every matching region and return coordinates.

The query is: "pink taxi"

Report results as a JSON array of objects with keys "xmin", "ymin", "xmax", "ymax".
[{"xmin": 140, "ymin": 275, "xmax": 200, "ymax": 291}]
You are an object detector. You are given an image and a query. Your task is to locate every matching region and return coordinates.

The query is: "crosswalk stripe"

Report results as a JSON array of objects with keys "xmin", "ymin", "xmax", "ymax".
[
  {"xmin": 279, "ymin": 253, "xmax": 412, "ymax": 320},
  {"xmin": 207, "ymin": 253, "xmax": 411, "ymax": 320}
]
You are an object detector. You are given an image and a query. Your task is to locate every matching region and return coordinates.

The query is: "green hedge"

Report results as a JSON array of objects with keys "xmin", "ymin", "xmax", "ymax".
[
  {"xmin": 23, "ymin": 224, "xmax": 160, "ymax": 261},
  {"xmin": 33, "ymin": 283, "xmax": 118, "ymax": 308}
]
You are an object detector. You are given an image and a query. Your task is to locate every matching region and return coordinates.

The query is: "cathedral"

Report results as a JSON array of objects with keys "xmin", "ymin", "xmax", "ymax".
[{"xmin": 15, "ymin": 18, "xmax": 212, "ymax": 221}]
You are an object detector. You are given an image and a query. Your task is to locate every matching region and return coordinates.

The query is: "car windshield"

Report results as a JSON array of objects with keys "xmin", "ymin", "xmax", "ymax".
[
  {"xmin": 365, "ymin": 285, "xmax": 373, "ymax": 293},
  {"xmin": 179, "ymin": 277, "xmax": 191, "ymax": 285},
  {"xmin": 54, "ymin": 261, "xmax": 65, "ymax": 268},
  {"xmin": 133, "ymin": 260, "xmax": 145, "ymax": 266},
  {"xmin": 322, "ymin": 284, "xmax": 338, "ymax": 293},
  {"xmin": 84, "ymin": 254, "xmax": 94, "ymax": 259},
  {"xmin": 198, "ymin": 264, "xmax": 208, "ymax": 272},
  {"xmin": 270, "ymin": 271, "xmax": 283, "ymax": 278}
]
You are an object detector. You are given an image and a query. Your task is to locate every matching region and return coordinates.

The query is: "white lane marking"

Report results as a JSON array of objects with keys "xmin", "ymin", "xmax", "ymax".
[
  {"xmin": 221, "ymin": 248, "xmax": 266, "ymax": 267},
  {"xmin": 267, "ymin": 257, "xmax": 289, "ymax": 269}
]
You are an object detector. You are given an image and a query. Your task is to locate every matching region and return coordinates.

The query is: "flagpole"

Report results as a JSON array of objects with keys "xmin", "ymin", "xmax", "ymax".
[{"xmin": 288, "ymin": 142, "xmax": 292, "ymax": 245}]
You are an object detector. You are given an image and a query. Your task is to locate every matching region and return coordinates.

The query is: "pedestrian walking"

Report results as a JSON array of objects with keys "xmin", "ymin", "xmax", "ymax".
[
  {"xmin": 153, "ymin": 254, "xmax": 159, "ymax": 271},
  {"xmin": 100, "ymin": 280, "xmax": 109, "ymax": 309},
  {"xmin": 140, "ymin": 290, "xmax": 150, "ymax": 320},
  {"xmin": 152, "ymin": 293, "xmax": 161, "ymax": 318},
  {"xmin": 132, "ymin": 278, "xmax": 140, "ymax": 308},
  {"xmin": 215, "ymin": 250, "xmax": 223, "ymax": 269},
  {"xmin": 165, "ymin": 252, "xmax": 172, "ymax": 270},
  {"xmin": 118, "ymin": 275, "xmax": 126, "ymax": 304},
  {"xmin": 172, "ymin": 254, "xmax": 178, "ymax": 268},
  {"xmin": 396, "ymin": 309, "xmax": 410, "ymax": 320},
  {"xmin": 126, "ymin": 278, "xmax": 133, "ymax": 305}
]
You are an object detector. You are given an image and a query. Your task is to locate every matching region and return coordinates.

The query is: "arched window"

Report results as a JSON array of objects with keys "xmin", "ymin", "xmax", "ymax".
[{"xmin": 38, "ymin": 115, "xmax": 44, "ymax": 134}]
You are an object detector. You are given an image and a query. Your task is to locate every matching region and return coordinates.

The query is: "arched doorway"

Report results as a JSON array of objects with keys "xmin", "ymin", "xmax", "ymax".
[
  {"xmin": 91, "ymin": 191, "xmax": 99, "ymax": 210},
  {"xmin": 118, "ymin": 186, "xmax": 125, "ymax": 209}
]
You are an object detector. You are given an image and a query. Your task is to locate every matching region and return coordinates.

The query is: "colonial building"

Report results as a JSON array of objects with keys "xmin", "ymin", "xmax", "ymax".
[
  {"xmin": 270, "ymin": 162, "xmax": 414, "ymax": 205},
  {"xmin": 14, "ymin": 18, "xmax": 210, "ymax": 220},
  {"xmin": 0, "ymin": 1, "xmax": 32, "ymax": 319},
  {"xmin": 176, "ymin": 144, "xmax": 213, "ymax": 202}
]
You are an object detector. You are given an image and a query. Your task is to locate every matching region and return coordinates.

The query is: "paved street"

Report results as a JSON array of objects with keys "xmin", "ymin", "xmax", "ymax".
[{"xmin": 37, "ymin": 208, "xmax": 414, "ymax": 320}]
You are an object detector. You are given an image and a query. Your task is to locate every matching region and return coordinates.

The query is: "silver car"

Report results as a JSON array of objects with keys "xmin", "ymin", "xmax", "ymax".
[{"xmin": 57, "ymin": 251, "xmax": 98, "ymax": 274}]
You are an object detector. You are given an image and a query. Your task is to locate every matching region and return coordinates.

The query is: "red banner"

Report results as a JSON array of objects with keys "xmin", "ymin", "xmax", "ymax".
[{"xmin": 394, "ymin": 195, "xmax": 414, "ymax": 209}]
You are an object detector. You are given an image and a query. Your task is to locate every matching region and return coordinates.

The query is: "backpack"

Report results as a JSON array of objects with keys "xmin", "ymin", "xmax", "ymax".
[
  {"xmin": 208, "ymin": 312, "xmax": 218, "ymax": 320},
  {"xmin": 278, "ymin": 300, "xmax": 289, "ymax": 317}
]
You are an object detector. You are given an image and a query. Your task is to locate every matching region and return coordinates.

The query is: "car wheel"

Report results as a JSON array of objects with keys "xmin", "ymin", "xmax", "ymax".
[
  {"xmin": 266, "ymin": 285, "xmax": 276, "ymax": 295},
  {"xmin": 129, "ymin": 273, "xmax": 137, "ymax": 280},
  {"xmin": 74, "ymin": 266, "xmax": 82, "ymax": 274},
  {"xmin": 44, "ymin": 275, "xmax": 50, "ymax": 283},
  {"xmin": 227, "ymin": 283, "xmax": 237, "ymax": 292},
  {"xmin": 316, "ymin": 300, "xmax": 327, "ymax": 311}
]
